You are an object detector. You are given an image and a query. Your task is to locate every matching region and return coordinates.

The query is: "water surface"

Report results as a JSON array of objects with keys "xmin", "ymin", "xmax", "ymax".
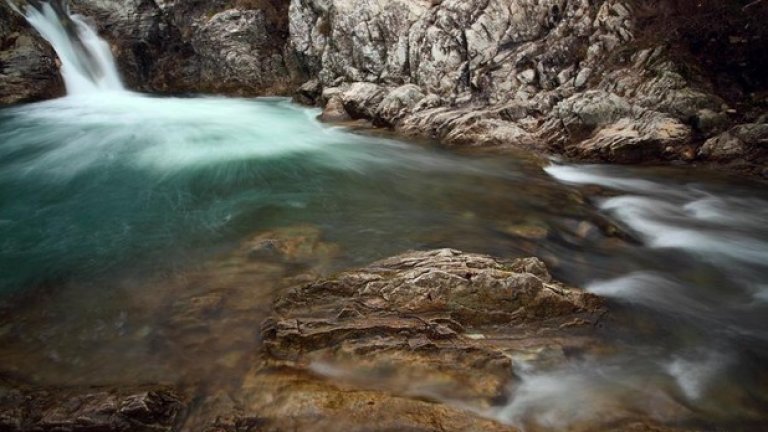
[{"xmin": 1, "ymin": 93, "xmax": 767, "ymax": 431}]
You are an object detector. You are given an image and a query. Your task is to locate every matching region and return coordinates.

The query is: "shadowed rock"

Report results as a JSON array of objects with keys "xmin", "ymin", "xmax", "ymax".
[
  {"xmin": 0, "ymin": 381, "xmax": 184, "ymax": 432},
  {"xmin": 0, "ymin": 2, "xmax": 63, "ymax": 103}
]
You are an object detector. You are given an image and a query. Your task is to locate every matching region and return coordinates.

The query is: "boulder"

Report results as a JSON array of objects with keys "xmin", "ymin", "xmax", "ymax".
[
  {"xmin": 252, "ymin": 249, "xmax": 605, "ymax": 431},
  {"xmin": 572, "ymin": 115, "xmax": 692, "ymax": 163},
  {"xmin": 320, "ymin": 95, "xmax": 351, "ymax": 122},
  {"xmin": 340, "ymin": 82, "xmax": 386, "ymax": 120},
  {"xmin": 375, "ymin": 84, "xmax": 425, "ymax": 125},
  {"xmin": 699, "ymin": 123, "xmax": 768, "ymax": 163},
  {"xmin": 294, "ymin": 78, "xmax": 321, "ymax": 105}
]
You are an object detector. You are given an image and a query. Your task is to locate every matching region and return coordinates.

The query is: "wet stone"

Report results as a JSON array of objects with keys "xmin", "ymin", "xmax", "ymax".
[
  {"xmin": 499, "ymin": 224, "xmax": 550, "ymax": 240},
  {"xmin": 245, "ymin": 249, "xmax": 607, "ymax": 430},
  {"xmin": 0, "ymin": 382, "xmax": 183, "ymax": 432}
]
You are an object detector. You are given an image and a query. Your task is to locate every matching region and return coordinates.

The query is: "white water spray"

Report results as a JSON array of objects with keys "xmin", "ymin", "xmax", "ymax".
[{"xmin": 14, "ymin": 0, "xmax": 124, "ymax": 94}]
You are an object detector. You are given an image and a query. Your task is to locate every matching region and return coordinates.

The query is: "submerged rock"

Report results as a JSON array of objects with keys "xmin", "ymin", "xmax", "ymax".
[{"xmin": 0, "ymin": 383, "xmax": 183, "ymax": 432}]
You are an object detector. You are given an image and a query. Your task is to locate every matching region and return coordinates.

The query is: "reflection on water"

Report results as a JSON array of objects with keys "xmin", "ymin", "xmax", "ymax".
[{"xmin": 0, "ymin": 96, "xmax": 767, "ymax": 430}]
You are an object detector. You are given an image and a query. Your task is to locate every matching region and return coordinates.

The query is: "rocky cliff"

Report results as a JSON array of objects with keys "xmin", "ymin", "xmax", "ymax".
[
  {"xmin": 288, "ymin": 0, "xmax": 768, "ymax": 174},
  {"xmin": 66, "ymin": 0, "xmax": 296, "ymax": 95},
  {"xmin": 0, "ymin": 0, "xmax": 766, "ymax": 172},
  {"xmin": 0, "ymin": 3, "xmax": 63, "ymax": 104}
]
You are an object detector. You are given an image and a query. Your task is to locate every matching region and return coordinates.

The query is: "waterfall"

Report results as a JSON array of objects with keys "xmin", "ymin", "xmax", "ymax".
[{"xmin": 12, "ymin": 1, "xmax": 124, "ymax": 94}]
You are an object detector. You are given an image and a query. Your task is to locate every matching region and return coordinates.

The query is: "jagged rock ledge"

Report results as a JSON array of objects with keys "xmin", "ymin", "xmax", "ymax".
[
  {"xmin": 262, "ymin": 248, "xmax": 605, "ymax": 358},
  {"xmin": 289, "ymin": 0, "xmax": 767, "ymax": 175},
  {"xmin": 249, "ymin": 248, "xmax": 608, "ymax": 431}
]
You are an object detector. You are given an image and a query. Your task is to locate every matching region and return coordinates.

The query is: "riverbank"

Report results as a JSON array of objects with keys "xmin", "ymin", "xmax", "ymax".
[{"xmin": 1, "ymin": 1, "xmax": 766, "ymax": 175}]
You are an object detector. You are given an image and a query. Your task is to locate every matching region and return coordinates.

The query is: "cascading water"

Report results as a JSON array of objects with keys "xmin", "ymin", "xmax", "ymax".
[{"xmin": 11, "ymin": 0, "xmax": 124, "ymax": 94}]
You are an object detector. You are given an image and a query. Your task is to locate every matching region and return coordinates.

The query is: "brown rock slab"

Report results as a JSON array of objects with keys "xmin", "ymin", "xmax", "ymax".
[{"xmin": 247, "ymin": 249, "xmax": 606, "ymax": 431}]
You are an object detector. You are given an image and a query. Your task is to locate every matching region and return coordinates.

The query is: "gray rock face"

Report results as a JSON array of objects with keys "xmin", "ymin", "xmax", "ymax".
[
  {"xmin": 0, "ymin": 3, "xmax": 63, "ymax": 104},
  {"xmin": 192, "ymin": 9, "xmax": 290, "ymax": 94},
  {"xmin": 289, "ymin": 0, "xmax": 596, "ymax": 102},
  {"xmin": 2, "ymin": 0, "xmax": 294, "ymax": 98},
  {"xmin": 699, "ymin": 123, "xmax": 768, "ymax": 165},
  {"xmin": 66, "ymin": 0, "xmax": 295, "ymax": 95},
  {"xmin": 287, "ymin": 0, "xmax": 762, "ymax": 170}
]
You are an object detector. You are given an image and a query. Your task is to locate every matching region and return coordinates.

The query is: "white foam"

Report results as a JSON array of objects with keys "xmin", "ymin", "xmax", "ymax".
[
  {"xmin": 753, "ymin": 285, "xmax": 768, "ymax": 303},
  {"xmin": 586, "ymin": 272, "xmax": 715, "ymax": 319},
  {"xmin": 601, "ymin": 195, "xmax": 768, "ymax": 266},
  {"xmin": 664, "ymin": 351, "xmax": 730, "ymax": 401},
  {"xmin": 683, "ymin": 196, "xmax": 768, "ymax": 228},
  {"xmin": 1, "ymin": 95, "xmax": 340, "ymax": 179},
  {"xmin": 544, "ymin": 164, "xmax": 674, "ymax": 194},
  {"xmin": 494, "ymin": 360, "xmax": 684, "ymax": 430}
]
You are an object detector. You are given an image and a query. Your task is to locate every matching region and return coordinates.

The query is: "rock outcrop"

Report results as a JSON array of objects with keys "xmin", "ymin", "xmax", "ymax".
[
  {"xmin": 251, "ymin": 248, "xmax": 605, "ymax": 431},
  {"xmin": 65, "ymin": 0, "xmax": 296, "ymax": 95},
  {"xmin": 264, "ymin": 248, "xmax": 604, "ymax": 351},
  {"xmin": 699, "ymin": 122, "xmax": 768, "ymax": 170},
  {"xmin": 289, "ymin": 0, "xmax": 767, "ymax": 173},
  {"xmin": 0, "ymin": 3, "xmax": 63, "ymax": 104},
  {"xmin": 213, "ymin": 248, "xmax": 681, "ymax": 431}
]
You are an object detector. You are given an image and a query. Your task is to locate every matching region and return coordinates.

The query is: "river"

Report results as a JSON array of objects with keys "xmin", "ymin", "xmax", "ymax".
[{"xmin": 1, "ymin": 2, "xmax": 767, "ymax": 431}]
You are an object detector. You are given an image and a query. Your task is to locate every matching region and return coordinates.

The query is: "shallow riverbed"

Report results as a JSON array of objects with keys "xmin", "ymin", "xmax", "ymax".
[{"xmin": 1, "ymin": 94, "xmax": 767, "ymax": 430}]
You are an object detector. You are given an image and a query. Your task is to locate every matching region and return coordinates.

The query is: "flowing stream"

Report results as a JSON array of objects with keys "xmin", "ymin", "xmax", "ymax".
[{"xmin": 1, "ymin": 2, "xmax": 767, "ymax": 431}]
